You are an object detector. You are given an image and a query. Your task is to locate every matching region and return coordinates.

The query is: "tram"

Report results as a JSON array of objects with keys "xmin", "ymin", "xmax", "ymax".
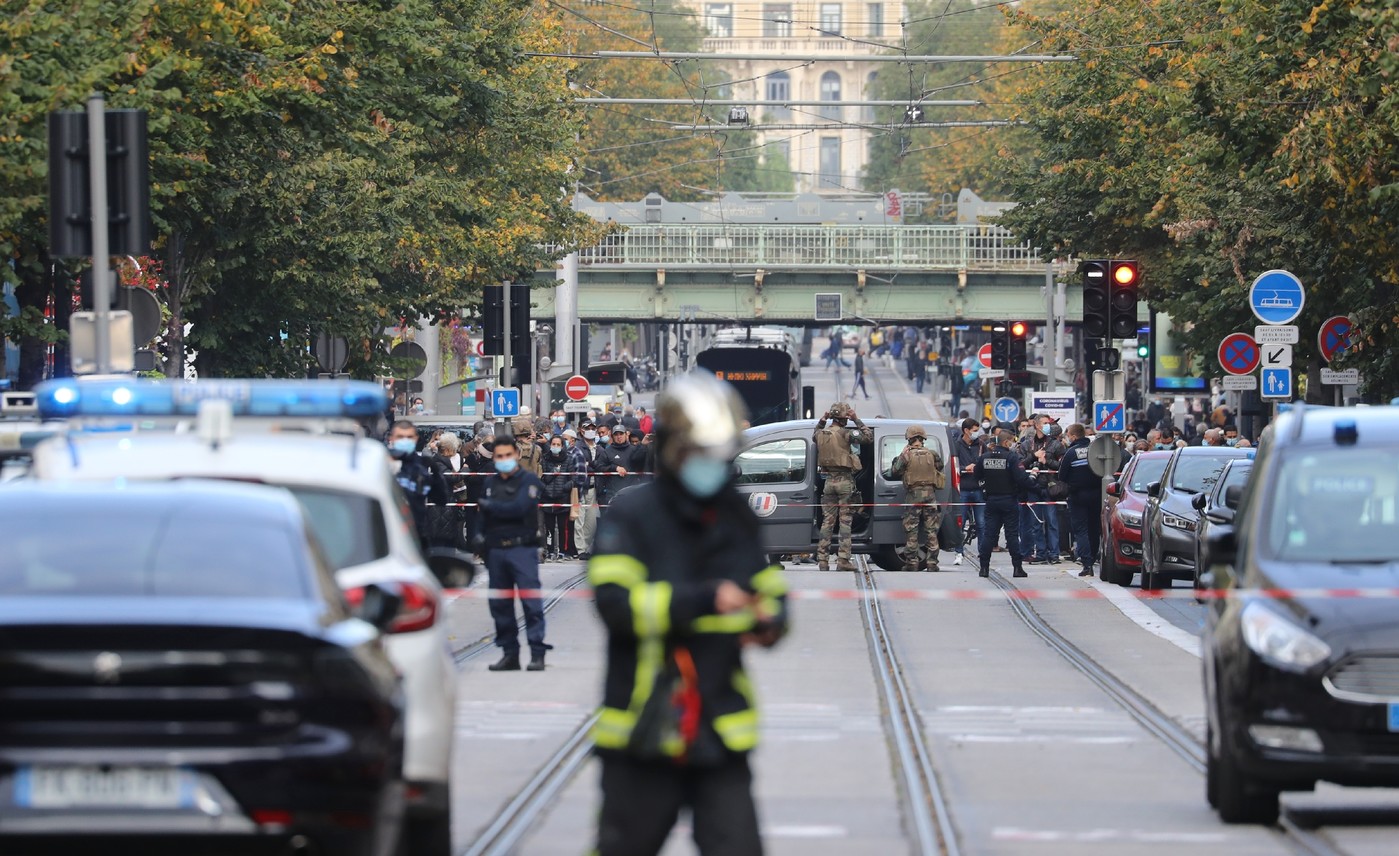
[{"xmin": 695, "ymin": 327, "xmax": 801, "ymax": 426}]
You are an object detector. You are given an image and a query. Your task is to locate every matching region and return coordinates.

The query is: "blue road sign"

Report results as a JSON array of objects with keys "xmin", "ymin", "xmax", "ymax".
[
  {"xmin": 492, "ymin": 387, "xmax": 520, "ymax": 417},
  {"xmin": 993, "ymin": 397, "xmax": 1020, "ymax": 424},
  {"xmin": 1093, "ymin": 400, "xmax": 1126, "ymax": 433},
  {"xmin": 1249, "ymin": 270, "xmax": 1305, "ymax": 326},
  {"xmin": 1261, "ymin": 367, "xmax": 1292, "ymax": 400}
]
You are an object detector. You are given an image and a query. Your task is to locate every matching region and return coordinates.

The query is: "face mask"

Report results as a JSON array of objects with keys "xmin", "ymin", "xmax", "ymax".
[
  {"xmin": 1225, "ymin": 437, "xmax": 1238, "ymax": 447},
  {"xmin": 550, "ymin": 446, "xmax": 563, "ymax": 454},
  {"xmin": 494, "ymin": 458, "xmax": 518, "ymax": 474},
  {"xmin": 678, "ymin": 456, "xmax": 730, "ymax": 498},
  {"xmin": 970, "ymin": 429, "xmax": 982, "ymax": 439},
  {"xmin": 389, "ymin": 437, "xmax": 417, "ymax": 456},
  {"xmin": 412, "ymin": 403, "xmax": 425, "ymax": 414},
  {"xmin": 553, "ymin": 416, "xmax": 565, "ymax": 424},
  {"xmin": 599, "ymin": 435, "xmax": 611, "ymax": 445},
  {"xmin": 982, "ymin": 421, "xmax": 992, "ymax": 430},
  {"xmin": 1155, "ymin": 443, "xmax": 1172, "ymax": 451},
  {"xmin": 584, "ymin": 431, "xmax": 597, "ymax": 441}
]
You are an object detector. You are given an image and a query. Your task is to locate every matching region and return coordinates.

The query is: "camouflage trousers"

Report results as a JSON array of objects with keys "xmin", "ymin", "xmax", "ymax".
[
  {"xmin": 902, "ymin": 485, "xmax": 942, "ymax": 569},
  {"xmin": 818, "ymin": 471, "xmax": 857, "ymax": 565}
]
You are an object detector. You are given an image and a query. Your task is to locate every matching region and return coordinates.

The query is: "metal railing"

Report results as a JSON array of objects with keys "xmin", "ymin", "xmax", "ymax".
[{"xmin": 577, "ymin": 224, "xmax": 1046, "ymax": 271}]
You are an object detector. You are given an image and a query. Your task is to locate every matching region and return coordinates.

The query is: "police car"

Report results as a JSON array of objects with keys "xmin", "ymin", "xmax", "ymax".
[
  {"xmin": 1200, "ymin": 404, "xmax": 1399, "ymax": 824},
  {"xmin": 733, "ymin": 418, "xmax": 963, "ymax": 569},
  {"xmin": 27, "ymin": 378, "xmax": 468, "ymax": 853}
]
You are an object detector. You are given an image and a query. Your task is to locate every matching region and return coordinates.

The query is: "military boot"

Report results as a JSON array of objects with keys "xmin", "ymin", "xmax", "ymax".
[
  {"xmin": 837, "ymin": 558, "xmax": 857, "ymax": 572},
  {"xmin": 488, "ymin": 652, "xmax": 521, "ymax": 672},
  {"xmin": 816, "ymin": 553, "xmax": 830, "ymax": 572}
]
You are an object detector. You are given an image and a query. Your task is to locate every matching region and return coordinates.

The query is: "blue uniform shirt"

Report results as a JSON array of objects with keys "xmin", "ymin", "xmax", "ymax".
[{"xmin": 476, "ymin": 470, "xmax": 545, "ymax": 548}]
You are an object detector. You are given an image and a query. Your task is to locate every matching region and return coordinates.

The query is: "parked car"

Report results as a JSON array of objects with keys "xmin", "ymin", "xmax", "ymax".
[
  {"xmin": 1191, "ymin": 458, "xmax": 1253, "ymax": 593},
  {"xmin": 0, "ymin": 482, "xmax": 405, "ymax": 855},
  {"xmin": 1099, "ymin": 451, "xmax": 1172, "ymax": 586},
  {"xmin": 733, "ymin": 418, "xmax": 962, "ymax": 570},
  {"xmin": 1201, "ymin": 406, "xmax": 1399, "ymax": 824},
  {"xmin": 1140, "ymin": 446, "xmax": 1254, "ymax": 589}
]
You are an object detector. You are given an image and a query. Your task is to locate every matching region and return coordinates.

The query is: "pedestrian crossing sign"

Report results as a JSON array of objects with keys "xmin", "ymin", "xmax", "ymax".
[
  {"xmin": 492, "ymin": 387, "xmax": 520, "ymax": 417},
  {"xmin": 1261, "ymin": 367, "xmax": 1292, "ymax": 400}
]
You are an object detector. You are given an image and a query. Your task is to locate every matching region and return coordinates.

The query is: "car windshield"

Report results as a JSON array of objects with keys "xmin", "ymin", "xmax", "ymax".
[
  {"xmin": 1213, "ymin": 464, "xmax": 1252, "ymax": 504},
  {"xmin": 1170, "ymin": 454, "xmax": 1238, "ymax": 493},
  {"xmin": 286, "ymin": 487, "xmax": 390, "ymax": 570},
  {"xmin": 1265, "ymin": 449, "xmax": 1399, "ymax": 563},
  {"xmin": 1128, "ymin": 458, "xmax": 1168, "ymax": 493},
  {"xmin": 0, "ymin": 506, "xmax": 310, "ymax": 598}
]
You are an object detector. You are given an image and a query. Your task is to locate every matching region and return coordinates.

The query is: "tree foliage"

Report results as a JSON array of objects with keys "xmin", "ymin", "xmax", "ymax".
[{"xmin": 999, "ymin": 0, "xmax": 1399, "ymax": 400}]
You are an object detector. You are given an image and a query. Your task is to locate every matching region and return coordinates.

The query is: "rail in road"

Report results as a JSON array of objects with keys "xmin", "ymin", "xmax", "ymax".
[{"xmin": 453, "ymin": 571, "xmax": 589, "ymax": 663}]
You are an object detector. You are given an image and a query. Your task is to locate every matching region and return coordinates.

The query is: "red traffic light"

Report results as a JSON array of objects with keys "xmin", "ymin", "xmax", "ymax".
[{"xmin": 1009, "ymin": 321, "xmax": 1028, "ymax": 338}]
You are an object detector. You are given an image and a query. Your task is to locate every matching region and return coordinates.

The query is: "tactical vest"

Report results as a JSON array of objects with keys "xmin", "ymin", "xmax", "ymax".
[
  {"xmin": 902, "ymin": 448, "xmax": 945, "ymax": 489},
  {"xmin": 816, "ymin": 427, "xmax": 861, "ymax": 471},
  {"xmin": 517, "ymin": 441, "xmax": 541, "ymax": 475}
]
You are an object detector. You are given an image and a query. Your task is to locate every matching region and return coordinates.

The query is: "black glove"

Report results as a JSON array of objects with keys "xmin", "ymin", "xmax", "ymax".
[{"xmin": 470, "ymin": 534, "xmax": 487, "ymax": 555}]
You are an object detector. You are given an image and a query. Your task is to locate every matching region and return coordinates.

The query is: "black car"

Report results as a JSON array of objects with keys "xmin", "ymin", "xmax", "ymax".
[
  {"xmin": 0, "ymin": 482, "xmax": 405, "ymax": 855},
  {"xmin": 1191, "ymin": 458, "xmax": 1252, "ymax": 593},
  {"xmin": 1140, "ymin": 446, "xmax": 1254, "ymax": 589},
  {"xmin": 1201, "ymin": 406, "xmax": 1399, "ymax": 824}
]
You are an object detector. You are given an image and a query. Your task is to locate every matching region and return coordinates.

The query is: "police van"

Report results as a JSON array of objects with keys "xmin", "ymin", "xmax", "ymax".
[{"xmin": 732, "ymin": 419, "xmax": 964, "ymax": 570}]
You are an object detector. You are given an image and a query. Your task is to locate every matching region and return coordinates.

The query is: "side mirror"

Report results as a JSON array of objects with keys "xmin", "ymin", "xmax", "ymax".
[
  {"xmin": 355, "ymin": 583, "xmax": 404, "ymax": 632},
  {"xmin": 1202, "ymin": 527, "xmax": 1238, "ymax": 572},
  {"xmin": 1192, "ymin": 493, "xmax": 1208, "ymax": 511},
  {"xmin": 1105, "ymin": 482, "xmax": 1119, "ymax": 497},
  {"xmin": 1146, "ymin": 481, "xmax": 1161, "ymax": 498},
  {"xmin": 426, "ymin": 547, "xmax": 478, "ymax": 589},
  {"xmin": 1224, "ymin": 484, "xmax": 1243, "ymax": 510}
]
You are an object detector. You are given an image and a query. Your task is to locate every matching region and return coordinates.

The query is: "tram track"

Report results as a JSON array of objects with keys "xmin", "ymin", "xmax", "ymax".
[
  {"xmin": 452, "ymin": 570, "xmax": 589, "ymax": 663},
  {"xmin": 856, "ymin": 556, "xmax": 961, "ymax": 856},
  {"xmin": 986, "ymin": 569, "xmax": 1352, "ymax": 856}
]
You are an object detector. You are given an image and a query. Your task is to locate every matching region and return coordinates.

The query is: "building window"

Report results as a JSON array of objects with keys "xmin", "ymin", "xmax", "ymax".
[
  {"xmin": 819, "ymin": 2, "xmax": 842, "ymax": 36},
  {"xmin": 820, "ymin": 71, "xmax": 842, "ymax": 120},
  {"xmin": 765, "ymin": 71, "xmax": 791, "ymax": 119},
  {"xmin": 819, "ymin": 137, "xmax": 841, "ymax": 189},
  {"xmin": 763, "ymin": 3, "xmax": 792, "ymax": 37},
  {"xmin": 867, "ymin": 3, "xmax": 883, "ymax": 37},
  {"xmin": 705, "ymin": 3, "xmax": 733, "ymax": 38}
]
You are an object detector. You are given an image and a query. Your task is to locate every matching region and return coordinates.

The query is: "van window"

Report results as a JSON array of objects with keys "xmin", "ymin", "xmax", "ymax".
[
  {"xmin": 880, "ymin": 434, "xmax": 946, "ymax": 479},
  {"xmin": 734, "ymin": 438, "xmax": 807, "ymax": 485},
  {"xmin": 1264, "ymin": 449, "xmax": 1398, "ymax": 563}
]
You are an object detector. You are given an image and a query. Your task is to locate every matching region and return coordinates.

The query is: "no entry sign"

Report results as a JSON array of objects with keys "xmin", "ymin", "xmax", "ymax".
[
  {"xmin": 564, "ymin": 374, "xmax": 590, "ymax": 401},
  {"xmin": 978, "ymin": 344, "xmax": 993, "ymax": 369},
  {"xmin": 1218, "ymin": 333, "xmax": 1260, "ymax": 376}
]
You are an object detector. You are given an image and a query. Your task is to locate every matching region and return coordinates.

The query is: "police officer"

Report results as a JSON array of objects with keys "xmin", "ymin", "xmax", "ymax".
[
  {"xmin": 474, "ymin": 435, "xmax": 550, "ymax": 671},
  {"xmin": 387, "ymin": 420, "xmax": 451, "ymax": 553},
  {"xmin": 1057, "ymin": 423, "xmax": 1101, "ymax": 579},
  {"xmin": 974, "ymin": 429, "xmax": 1035, "ymax": 579},
  {"xmin": 589, "ymin": 373, "xmax": 788, "ymax": 856},
  {"xmin": 890, "ymin": 425, "xmax": 946, "ymax": 571},
  {"xmin": 814, "ymin": 402, "xmax": 872, "ymax": 572}
]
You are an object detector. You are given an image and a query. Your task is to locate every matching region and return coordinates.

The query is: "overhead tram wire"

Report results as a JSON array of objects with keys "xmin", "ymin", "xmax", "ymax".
[{"xmin": 587, "ymin": 50, "xmax": 1077, "ymax": 63}]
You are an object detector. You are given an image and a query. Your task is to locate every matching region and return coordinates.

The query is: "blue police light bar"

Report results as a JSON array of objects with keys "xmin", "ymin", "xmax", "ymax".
[{"xmin": 34, "ymin": 378, "xmax": 389, "ymax": 420}]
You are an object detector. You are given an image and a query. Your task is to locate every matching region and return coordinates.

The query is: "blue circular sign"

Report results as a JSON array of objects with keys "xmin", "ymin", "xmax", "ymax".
[
  {"xmin": 1249, "ymin": 270, "xmax": 1305, "ymax": 326},
  {"xmin": 993, "ymin": 397, "xmax": 1021, "ymax": 423}
]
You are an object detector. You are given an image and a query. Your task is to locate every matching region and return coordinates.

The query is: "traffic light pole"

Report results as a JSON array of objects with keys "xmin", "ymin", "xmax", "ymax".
[
  {"xmin": 87, "ymin": 94, "xmax": 112, "ymax": 375},
  {"xmin": 500, "ymin": 280, "xmax": 512, "ymax": 437},
  {"xmin": 1044, "ymin": 264, "xmax": 1058, "ymax": 389}
]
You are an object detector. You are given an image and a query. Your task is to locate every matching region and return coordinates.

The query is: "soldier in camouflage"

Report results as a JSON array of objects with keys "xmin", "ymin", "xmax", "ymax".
[
  {"xmin": 890, "ymin": 424, "xmax": 946, "ymax": 571},
  {"xmin": 813, "ymin": 402, "xmax": 873, "ymax": 571}
]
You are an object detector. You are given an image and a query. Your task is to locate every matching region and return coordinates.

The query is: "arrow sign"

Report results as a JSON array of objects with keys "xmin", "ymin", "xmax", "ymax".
[
  {"xmin": 993, "ymin": 397, "xmax": 1020, "ymax": 424},
  {"xmin": 1318, "ymin": 315, "xmax": 1355, "ymax": 364},
  {"xmin": 1262, "ymin": 344, "xmax": 1292, "ymax": 368},
  {"xmin": 1218, "ymin": 333, "xmax": 1260, "ymax": 376}
]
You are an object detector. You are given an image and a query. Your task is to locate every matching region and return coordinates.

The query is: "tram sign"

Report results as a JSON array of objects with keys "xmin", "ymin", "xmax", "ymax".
[{"xmin": 1248, "ymin": 270, "xmax": 1305, "ymax": 326}]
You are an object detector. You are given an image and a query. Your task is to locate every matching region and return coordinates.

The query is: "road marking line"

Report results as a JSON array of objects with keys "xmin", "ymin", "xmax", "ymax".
[{"xmin": 1064, "ymin": 567, "xmax": 1202, "ymax": 658}]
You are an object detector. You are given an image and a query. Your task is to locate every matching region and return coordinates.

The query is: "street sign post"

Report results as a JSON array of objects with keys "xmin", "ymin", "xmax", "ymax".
[
  {"xmin": 1261, "ymin": 344, "xmax": 1292, "ymax": 369},
  {"xmin": 1217, "ymin": 333, "xmax": 1260, "ymax": 376},
  {"xmin": 1261, "ymin": 367, "xmax": 1292, "ymax": 400},
  {"xmin": 1318, "ymin": 315, "xmax": 1355, "ymax": 363},
  {"xmin": 1254, "ymin": 325, "xmax": 1298, "ymax": 345},
  {"xmin": 1087, "ymin": 434, "xmax": 1122, "ymax": 478},
  {"xmin": 1249, "ymin": 270, "xmax": 1306, "ymax": 326},
  {"xmin": 1092, "ymin": 400, "xmax": 1126, "ymax": 433},
  {"xmin": 492, "ymin": 387, "xmax": 521, "ymax": 417},
  {"xmin": 993, "ymin": 397, "xmax": 1021, "ymax": 424},
  {"xmin": 564, "ymin": 374, "xmax": 590, "ymax": 401}
]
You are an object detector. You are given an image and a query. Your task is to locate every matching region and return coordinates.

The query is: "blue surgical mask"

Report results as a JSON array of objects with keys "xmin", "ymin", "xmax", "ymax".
[
  {"xmin": 1225, "ymin": 437, "xmax": 1239, "ymax": 447},
  {"xmin": 389, "ymin": 437, "xmax": 417, "ymax": 456},
  {"xmin": 584, "ymin": 431, "xmax": 597, "ymax": 441},
  {"xmin": 678, "ymin": 456, "xmax": 731, "ymax": 498},
  {"xmin": 599, "ymin": 435, "xmax": 610, "ymax": 445},
  {"xmin": 494, "ymin": 458, "xmax": 518, "ymax": 474},
  {"xmin": 553, "ymin": 416, "xmax": 565, "ymax": 424}
]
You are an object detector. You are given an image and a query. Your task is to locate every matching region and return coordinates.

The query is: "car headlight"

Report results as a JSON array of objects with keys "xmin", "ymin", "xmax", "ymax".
[
  {"xmin": 1117, "ymin": 510, "xmax": 1142, "ymax": 529},
  {"xmin": 1240, "ymin": 601, "xmax": 1332, "ymax": 672},
  {"xmin": 1162, "ymin": 513, "xmax": 1197, "ymax": 532}
]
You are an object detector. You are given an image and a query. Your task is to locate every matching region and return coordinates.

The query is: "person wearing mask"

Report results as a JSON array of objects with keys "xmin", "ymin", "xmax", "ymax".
[
  {"xmin": 1223, "ymin": 424, "xmax": 1240, "ymax": 446},
  {"xmin": 594, "ymin": 425, "xmax": 633, "ymax": 513},
  {"xmin": 512, "ymin": 417, "xmax": 543, "ymax": 475},
  {"xmin": 636, "ymin": 406, "xmax": 654, "ymax": 436},
  {"xmin": 974, "ymin": 429, "xmax": 1035, "ymax": 579},
  {"xmin": 540, "ymin": 436, "xmax": 576, "ymax": 560},
  {"xmin": 600, "ymin": 404, "xmax": 623, "ymax": 432},
  {"xmin": 849, "ymin": 349, "xmax": 871, "ymax": 400},
  {"xmin": 431, "ymin": 432, "xmax": 469, "ymax": 550},
  {"xmin": 386, "ymin": 420, "xmax": 451, "ymax": 554},
  {"xmin": 473, "ymin": 436, "xmax": 550, "ymax": 671},
  {"xmin": 813, "ymin": 402, "xmax": 873, "ymax": 572},
  {"xmin": 1017, "ymin": 415, "xmax": 1066, "ymax": 564},
  {"xmin": 890, "ymin": 425, "xmax": 946, "ymax": 571},
  {"xmin": 410, "ymin": 397, "xmax": 428, "ymax": 416},
  {"xmin": 572, "ymin": 422, "xmax": 601, "ymax": 556},
  {"xmin": 953, "ymin": 419, "xmax": 988, "ymax": 549},
  {"xmin": 588, "ymin": 373, "xmax": 788, "ymax": 856},
  {"xmin": 550, "ymin": 410, "xmax": 568, "ymax": 436},
  {"xmin": 1058, "ymin": 422, "xmax": 1102, "ymax": 579}
]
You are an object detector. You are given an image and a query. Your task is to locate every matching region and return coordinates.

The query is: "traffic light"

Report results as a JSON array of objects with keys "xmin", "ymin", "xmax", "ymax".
[
  {"xmin": 1137, "ymin": 342, "xmax": 1150, "ymax": 359},
  {"xmin": 1081, "ymin": 260, "xmax": 1110, "ymax": 339},
  {"xmin": 1109, "ymin": 260, "xmax": 1140, "ymax": 339},
  {"xmin": 989, "ymin": 325, "xmax": 1008, "ymax": 370},
  {"xmin": 481, "ymin": 285, "xmax": 504, "ymax": 355},
  {"xmin": 47, "ymin": 109, "xmax": 151, "ymax": 258},
  {"xmin": 1008, "ymin": 321, "xmax": 1028, "ymax": 371}
]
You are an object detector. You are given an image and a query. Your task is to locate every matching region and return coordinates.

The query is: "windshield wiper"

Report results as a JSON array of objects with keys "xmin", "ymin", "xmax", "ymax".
[
  {"xmin": 1174, "ymin": 487, "xmax": 1199, "ymax": 495},
  {"xmin": 1327, "ymin": 558, "xmax": 1396, "ymax": 566}
]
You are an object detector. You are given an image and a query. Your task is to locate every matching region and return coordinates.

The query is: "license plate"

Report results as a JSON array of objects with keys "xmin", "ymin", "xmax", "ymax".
[
  {"xmin": 15, "ymin": 766, "xmax": 192, "ymax": 809},
  {"xmin": 1390, "ymin": 704, "xmax": 1399, "ymax": 733}
]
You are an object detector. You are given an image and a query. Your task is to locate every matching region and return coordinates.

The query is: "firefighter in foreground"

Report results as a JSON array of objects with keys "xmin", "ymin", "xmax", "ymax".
[
  {"xmin": 813, "ymin": 401, "xmax": 873, "ymax": 572},
  {"xmin": 587, "ymin": 373, "xmax": 789, "ymax": 856},
  {"xmin": 890, "ymin": 424, "xmax": 946, "ymax": 571}
]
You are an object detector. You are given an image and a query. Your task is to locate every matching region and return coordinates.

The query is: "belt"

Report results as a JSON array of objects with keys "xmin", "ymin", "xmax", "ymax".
[{"xmin": 491, "ymin": 537, "xmax": 539, "ymax": 549}]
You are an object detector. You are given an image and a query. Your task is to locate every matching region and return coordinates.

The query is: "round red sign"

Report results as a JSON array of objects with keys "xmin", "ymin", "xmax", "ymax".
[
  {"xmin": 564, "ymin": 375, "xmax": 590, "ymax": 401},
  {"xmin": 978, "ymin": 343, "xmax": 993, "ymax": 369},
  {"xmin": 1217, "ymin": 332, "xmax": 1260, "ymax": 376}
]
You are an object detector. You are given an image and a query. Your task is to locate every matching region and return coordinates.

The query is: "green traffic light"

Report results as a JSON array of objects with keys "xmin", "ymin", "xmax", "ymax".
[{"xmin": 1137, "ymin": 344, "xmax": 1149, "ymax": 358}]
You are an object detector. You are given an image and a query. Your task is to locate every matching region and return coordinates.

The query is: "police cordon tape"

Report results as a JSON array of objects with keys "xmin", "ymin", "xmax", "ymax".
[
  {"xmin": 427, "ymin": 500, "xmax": 1070, "ymax": 509},
  {"xmin": 440, "ymin": 586, "xmax": 1399, "ymax": 603}
]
